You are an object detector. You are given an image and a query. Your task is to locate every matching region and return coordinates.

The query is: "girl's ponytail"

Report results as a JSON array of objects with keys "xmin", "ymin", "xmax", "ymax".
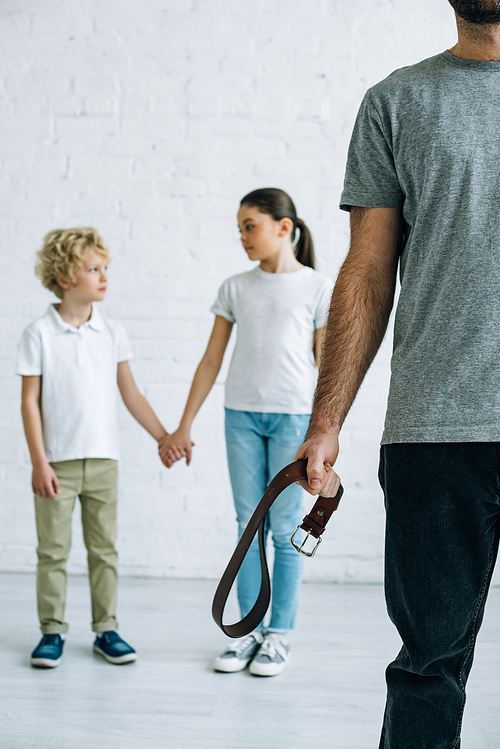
[
  {"xmin": 240, "ymin": 188, "xmax": 316, "ymax": 270},
  {"xmin": 294, "ymin": 218, "xmax": 315, "ymax": 269}
]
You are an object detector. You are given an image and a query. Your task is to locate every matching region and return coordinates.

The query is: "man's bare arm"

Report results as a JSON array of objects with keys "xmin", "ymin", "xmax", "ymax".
[{"xmin": 295, "ymin": 206, "xmax": 403, "ymax": 495}]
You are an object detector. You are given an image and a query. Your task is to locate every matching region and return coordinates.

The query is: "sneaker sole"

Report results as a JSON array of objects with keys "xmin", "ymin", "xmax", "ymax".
[
  {"xmin": 249, "ymin": 655, "xmax": 290, "ymax": 677},
  {"xmin": 213, "ymin": 656, "xmax": 252, "ymax": 673},
  {"xmin": 93, "ymin": 644, "xmax": 137, "ymax": 664},
  {"xmin": 30, "ymin": 656, "xmax": 62, "ymax": 668}
]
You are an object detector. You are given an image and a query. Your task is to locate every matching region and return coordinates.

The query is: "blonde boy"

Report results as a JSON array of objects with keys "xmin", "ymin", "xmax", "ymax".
[{"xmin": 18, "ymin": 228, "xmax": 181, "ymax": 668}]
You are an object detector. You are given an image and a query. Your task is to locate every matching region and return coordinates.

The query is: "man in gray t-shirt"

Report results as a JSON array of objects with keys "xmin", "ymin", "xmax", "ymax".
[
  {"xmin": 295, "ymin": 2, "xmax": 500, "ymax": 747},
  {"xmin": 343, "ymin": 48, "xmax": 500, "ymax": 445}
]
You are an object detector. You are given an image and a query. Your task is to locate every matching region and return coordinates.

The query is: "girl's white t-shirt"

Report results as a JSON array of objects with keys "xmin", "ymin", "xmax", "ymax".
[{"xmin": 211, "ymin": 265, "xmax": 333, "ymax": 415}]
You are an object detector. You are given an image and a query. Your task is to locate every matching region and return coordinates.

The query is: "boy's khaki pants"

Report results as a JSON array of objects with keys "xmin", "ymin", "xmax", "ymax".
[{"xmin": 34, "ymin": 459, "xmax": 119, "ymax": 635}]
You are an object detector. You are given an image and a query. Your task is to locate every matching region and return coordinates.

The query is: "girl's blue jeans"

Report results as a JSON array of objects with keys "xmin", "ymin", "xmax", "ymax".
[
  {"xmin": 224, "ymin": 408, "xmax": 309, "ymax": 634},
  {"xmin": 379, "ymin": 442, "xmax": 500, "ymax": 749}
]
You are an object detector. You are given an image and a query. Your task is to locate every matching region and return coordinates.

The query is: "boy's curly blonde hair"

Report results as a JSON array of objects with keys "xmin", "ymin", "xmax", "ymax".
[{"xmin": 35, "ymin": 227, "xmax": 110, "ymax": 299}]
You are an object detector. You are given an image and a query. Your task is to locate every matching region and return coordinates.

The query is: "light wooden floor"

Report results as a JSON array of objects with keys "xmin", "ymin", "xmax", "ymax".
[{"xmin": 1, "ymin": 573, "xmax": 500, "ymax": 748}]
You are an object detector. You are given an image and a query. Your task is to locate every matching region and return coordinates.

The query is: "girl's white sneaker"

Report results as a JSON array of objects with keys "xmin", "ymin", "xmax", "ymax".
[
  {"xmin": 248, "ymin": 633, "xmax": 290, "ymax": 676},
  {"xmin": 213, "ymin": 632, "xmax": 264, "ymax": 672}
]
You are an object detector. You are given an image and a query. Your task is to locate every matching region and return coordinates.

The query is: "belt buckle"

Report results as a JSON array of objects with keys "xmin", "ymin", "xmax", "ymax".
[{"xmin": 290, "ymin": 526, "xmax": 322, "ymax": 557}]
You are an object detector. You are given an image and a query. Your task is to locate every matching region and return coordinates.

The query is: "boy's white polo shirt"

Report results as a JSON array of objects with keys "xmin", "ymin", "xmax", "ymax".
[{"xmin": 17, "ymin": 304, "xmax": 132, "ymax": 463}]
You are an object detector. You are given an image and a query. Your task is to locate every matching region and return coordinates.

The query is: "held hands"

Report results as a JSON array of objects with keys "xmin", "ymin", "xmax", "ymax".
[
  {"xmin": 158, "ymin": 428, "xmax": 195, "ymax": 468},
  {"xmin": 294, "ymin": 431, "xmax": 341, "ymax": 498},
  {"xmin": 32, "ymin": 461, "xmax": 60, "ymax": 498}
]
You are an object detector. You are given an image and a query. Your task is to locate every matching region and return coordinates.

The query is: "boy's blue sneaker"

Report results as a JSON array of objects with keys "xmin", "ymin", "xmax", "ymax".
[
  {"xmin": 30, "ymin": 634, "xmax": 64, "ymax": 668},
  {"xmin": 93, "ymin": 631, "xmax": 137, "ymax": 664}
]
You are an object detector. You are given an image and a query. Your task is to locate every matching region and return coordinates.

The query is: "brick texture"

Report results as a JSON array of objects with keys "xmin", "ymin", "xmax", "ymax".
[{"xmin": 0, "ymin": 0, "xmax": 456, "ymax": 581}]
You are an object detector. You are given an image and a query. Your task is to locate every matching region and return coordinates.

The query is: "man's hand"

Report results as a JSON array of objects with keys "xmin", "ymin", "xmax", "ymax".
[
  {"xmin": 158, "ymin": 430, "xmax": 194, "ymax": 468},
  {"xmin": 294, "ymin": 431, "xmax": 341, "ymax": 498},
  {"xmin": 32, "ymin": 462, "xmax": 60, "ymax": 498}
]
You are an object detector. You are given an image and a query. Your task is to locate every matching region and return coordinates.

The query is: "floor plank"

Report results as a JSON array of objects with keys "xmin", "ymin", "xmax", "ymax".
[{"xmin": 0, "ymin": 573, "xmax": 499, "ymax": 748}]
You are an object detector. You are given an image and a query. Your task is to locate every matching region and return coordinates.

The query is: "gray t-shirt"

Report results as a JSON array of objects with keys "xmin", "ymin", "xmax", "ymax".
[
  {"xmin": 341, "ymin": 50, "xmax": 500, "ymax": 444},
  {"xmin": 211, "ymin": 266, "xmax": 333, "ymax": 414}
]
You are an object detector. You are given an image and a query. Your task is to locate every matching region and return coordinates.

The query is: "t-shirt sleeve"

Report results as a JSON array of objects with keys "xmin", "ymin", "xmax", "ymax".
[
  {"xmin": 314, "ymin": 279, "xmax": 333, "ymax": 329},
  {"xmin": 115, "ymin": 322, "xmax": 133, "ymax": 363},
  {"xmin": 340, "ymin": 89, "xmax": 404, "ymax": 212},
  {"xmin": 16, "ymin": 326, "xmax": 42, "ymax": 376},
  {"xmin": 210, "ymin": 279, "xmax": 236, "ymax": 323}
]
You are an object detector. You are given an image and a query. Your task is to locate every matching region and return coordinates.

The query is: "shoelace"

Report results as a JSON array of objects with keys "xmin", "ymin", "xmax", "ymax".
[
  {"xmin": 258, "ymin": 634, "xmax": 287, "ymax": 660},
  {"xmin": 102, "ymin": 631, "xmax": 120, "ymax": 644},
  {"xmin": 230, "ymin": 633, "xmax": 261, "ymax": 655}
]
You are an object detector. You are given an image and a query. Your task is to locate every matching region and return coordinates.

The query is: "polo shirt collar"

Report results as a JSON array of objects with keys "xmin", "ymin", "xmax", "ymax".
[
  {"xmin": 87, "ymin": 305, "xmax": 104, "ymax": 331},
  {"xmin": 45, "ymin": 303, "xmax": 104, "ymax": 334}
]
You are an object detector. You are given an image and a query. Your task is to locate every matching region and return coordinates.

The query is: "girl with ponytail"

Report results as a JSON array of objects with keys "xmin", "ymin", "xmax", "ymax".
[{"xmin": 160, "ymin": 188, "xmax": 333, "ymax": 676}]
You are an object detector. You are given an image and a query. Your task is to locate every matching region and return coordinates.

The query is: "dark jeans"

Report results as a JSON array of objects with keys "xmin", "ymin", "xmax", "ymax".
[{"xmin": 378, "ymin": 443, "xmax": 500, "ymax": 749}]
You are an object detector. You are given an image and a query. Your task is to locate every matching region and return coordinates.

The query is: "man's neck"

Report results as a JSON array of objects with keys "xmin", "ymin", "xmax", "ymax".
[{"xmin": 451, "ymin": 17, "xmax": 500, "ymax": 60}]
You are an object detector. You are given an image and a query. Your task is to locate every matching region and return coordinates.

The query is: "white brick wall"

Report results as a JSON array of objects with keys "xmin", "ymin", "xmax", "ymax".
[{"xmin": 0, "ymin": 0, "xmax": 457, "ymax": 581}]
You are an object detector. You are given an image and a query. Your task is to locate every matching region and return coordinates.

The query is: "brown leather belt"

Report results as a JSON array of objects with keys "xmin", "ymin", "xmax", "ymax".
[{"xmin": 212, "ymin": 458, "xmax": 343, "ymax": 638}]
